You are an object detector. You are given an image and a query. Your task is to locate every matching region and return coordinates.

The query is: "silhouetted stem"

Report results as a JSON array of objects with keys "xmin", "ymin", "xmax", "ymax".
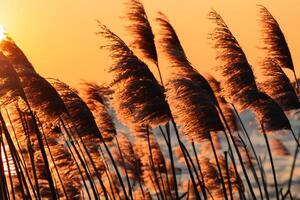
[
  {"xmin": 98, "ymin": 145, "xmax": 118, "ymax": 200},
  {"xmin": 115, "ymin": 136, "xmax": 133, "ymax": 200},
  {"xmin": 224, "ymin": 152, "xmax": 233, "ymax": 200},
  {"xmin": 101, "ymin": 134, "xmax": 130, "ymax": 200},
  {"xmin": 258, "ymin": 156, "xmax": 269, "ymax": 200},
  {"xmin": 231, "ymin": 104, "xmax": 260, "ymax": 165},
  {"xmin": 261, "ymin": 125, "xmax": 279, "ymax": 200},
  {"xmin": 63, "ymin": 136, "xmax": 92, "ymax": 200},
  {"xmin": 35, "ymin": 116, "xmax": 69, "ymax": 200},
  {"xmin": 155, "ymin": 63, "xmax": 164, "ymax": 86},
  {"xmin": 0, "ymin": 133, "xmax": 9, "ymax": 200},
  {"xmin": 217, "ymin": 105, "xmax": 255, "ymax": 199},
  {"xmin": 191, "ymin": 141, "xmax": 207, "ymax": 199},
  {"xmin": 60, "ymin": 118, "xmax": 98, "ymax": 199},
  {"xmin": 170, "ymin": 118, "xmax": 201, "ymax": 200},
  {"xmin": 0, "ymin": 113, "xmax": 30, "ymax": 199},
  {"xmin": 209, "ymin": 134, "xmax": 228, "ymax": 200},
  {"xmin": 146, "ymin": 127, "xmax": 165, "ymax": 200},
  {"xmin": 283, "ymin": 132, "xmax": 300, "ymax": 198},
  {"xmin": 24, "ymin": 100, "xmax": 57, "ymax": 199},
  {"xmin": 292, "ymin": 70, "xmax": 299, "ymax": 93},
  {"xmin": 20, "ymin": 112, "xmax": 41, "ymax": 199},
  {"xmin": 1, "ymin": 139, "xmax": 16, "ymax": 200},
  {"xmin": 237, "ymin": 134, "xmax": 263, "ymax": 199},
  {"xmin": 6, "ymin": 108, "xmax": 36, "ymax": 198},
  {"xmin": 164, "ymin": 123, "xmax": 179, "ymax": 199}
]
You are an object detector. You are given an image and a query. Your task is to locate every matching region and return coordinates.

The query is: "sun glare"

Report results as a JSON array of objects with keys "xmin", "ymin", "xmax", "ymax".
[{"xmin": 0, "ymin": 24, "xmax": 6, "ymax": 41}]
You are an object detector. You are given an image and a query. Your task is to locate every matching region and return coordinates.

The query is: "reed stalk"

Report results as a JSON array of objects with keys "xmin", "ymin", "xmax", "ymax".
[{"xmin": 261, "ymin": 124, "xmax": 279, "ymax": 200}]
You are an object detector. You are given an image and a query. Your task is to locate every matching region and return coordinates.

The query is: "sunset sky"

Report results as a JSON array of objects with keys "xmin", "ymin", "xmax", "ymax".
[{"xmin": 0, "ymin": 0, "xmax": 299, "ymax": 86}]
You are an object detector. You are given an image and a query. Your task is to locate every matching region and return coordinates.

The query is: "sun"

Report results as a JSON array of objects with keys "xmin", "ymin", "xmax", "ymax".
[{"xmin": 0, "ymin": 24, "xmax": 7, "ymax": 41}]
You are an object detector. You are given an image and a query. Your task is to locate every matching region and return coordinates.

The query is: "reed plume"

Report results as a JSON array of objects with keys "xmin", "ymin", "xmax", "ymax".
[
  {"xmin": 258, "ymin": 58, "xmax": 300, "ymax": 111},
  {"xmin": 114, "ymin": 131, "xmax": 142, "ymax": 184},
  {"xmin": 258, "ymin": 5, "xmax": 294, "ymax": 71},
  {"xmin": 166, "ymin": 78, "xmax": 224, "ymax": 143},
  {"xmin": 125, "ymin": 0, "xmax": 166, "ymax": 85},
  {"xmin": 125, "ymin": 0, "xmax": 158, "ymax": 65},
  {"xmin": 132, "ymin": 125, "xmax": 171, "ymax": 196},
  {"xmin": 157, "ymin": 12, "xmax": 225, "ymax": 144},
  {"xmin": 0, "ymin": 37, "xmax": 35, "ymax": 71},
  {"xmin": 81, "ymin": 81, "xmax": 117, "ymax": 142},
  {"xmin": 43, "ymin": 126, "xmax": 82, "ymax": 199},
  {"xmin": 97, "ymin": 22, "xmax": 170, "ymax": 128},
  {"xmin": 209, "ymin": 10, "xmax": 292, "ymax": 132},
  {"xmin": 18, "ymin": 111, "xmax": 53, "ymax": 198},
  {"xmin": 208, "ymin": 10, "xmax": 259, "ymax": 111},
  {"xmin": 207, "ymin": 76, "xmax": 240, "ymax": 132},
  {"xmin": 50, "ymin": 80, "xmax": 106, "ymax": 173},
  {"xmin": 0, "ymin": 52, "xmax": 26, "ymax": 104},
  {"xmin": 216, "ymin": 155, "xmax": 243, "ymax": 198},
  {"xmin": 0, "ymin": 38, "xmax": 67, "ymax": 120},
  {"xmin": 0, "ymin": 36, "xmax": 61, "ymax": 198},
  {"xmin": 199, "ymin": 156, "xmax": 223, "ymax": 199},
  {"xmin": 157, "ymin": 13, "xmax": 216, "ymax": 99},
  {"xmin": 250, "ymin": 92, "xmax": 291, "ymax": 133},
  {"xmin": 232, "ymin": 135, "xmax": 256, "ymax": 167},
  {"xmin": 269, "ymin": 137, "xmax": 290, "ymax": 156},
  {"xmin": 133, "ymin": 188, "xmax": 152, "ymax": 200}
]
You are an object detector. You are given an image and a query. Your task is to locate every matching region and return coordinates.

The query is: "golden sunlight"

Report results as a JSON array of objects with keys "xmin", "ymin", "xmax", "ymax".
[
  {"xmin": 0, "ymin": 24, "xmax": 6, "ymax": 41},
  {"xmin": 1, "ymin": 145, "xmax": 16, "ymax": 176}
]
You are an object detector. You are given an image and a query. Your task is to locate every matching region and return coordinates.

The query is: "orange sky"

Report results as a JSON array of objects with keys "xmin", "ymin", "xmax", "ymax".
[{"xmin": 0, "ymin": 0, "xmax": 299, "ymax": 87}]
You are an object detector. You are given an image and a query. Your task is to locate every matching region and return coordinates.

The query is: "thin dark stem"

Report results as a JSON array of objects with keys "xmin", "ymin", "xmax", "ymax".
[
  {"xmin": 146, "ymin": 126, "xmax": 165, "ymax": 200},
  {"xmin": 59, "ymin": 118, "xmax": 100, "ymax": 197},
  {"xmin": 59, "ymin": 118, "xmax": 98, "ymax": 199},
  {"xmin": 262, "ymin": 125, "xmax": 279, "ymax": 200},
  {"xmin": 292, "ymin": 69, "xmax": 299, "ymax": 93},
  {"xmin": 191, "ymin": 142, "xmax": 207, "ymax": 199},
  {"xmin": 284, "ymin": 132, "xmax": 300, "ymax": 198},
  {"xmin": 101, "ymin": 135, "xmax": 130, "ymax": 200},
  {"xmin": 21, "ymin": 113, "xmax": 41, "ymax": 200},
  {"xmin": 258, "ymin": 156, "xmax": 269, "ymax": 200},
  {"xmin": 0, "ymin": 133, "xmax": 9, "ymax": 200},
  {"xmin": 24, "ymin": 100, "xmax": 57, "ymax": 199},
  {"xmin": 224, "ymin": 152, "xmax": 233, "ymax": 200},
  {"xmin": 209, "ymin": 135, "xmax": 228, "ymax": 200},
  {"xmin": 164, "ymin": 123, "xmax": 179, "ymax": 199},
  {"xmin": 98, "ymin": 144, "xmax": 118, "ymax": 200},
  {"xmin": 170, "ymin": 118, "xmax": 201, "ymax": 200},
  {"xmin": 289, "ymin": 128, "xmax": 300, "ymax": 147},
  {"xmin": 6, "ymin": 108, "xmax": 36, "ymax": 198},
  {"xmin": 237, "ymin": 134, "xmax": 263, "ymax": 200},
  {"xmin": 159, "ymin": 126, "xmax": 172, "ymax": 198},
  {"xmin": 36, "ymin": 119, "xmax": 69, "ymax": 200},
  {"xmin": 1, "ymin": 139, "xmax": 16, "ymax": 200},
  {"xmin": 217, "ymin": 105, "xmax": 255, "ymax": 199},
  {"xmin": 0, "ymin": 113, "xmax": 30, "ymax": 199},
  {"xmin": 231, "ymin": 104, "xmax": 260, "ymax": 164},
  {"xmin": 63, "ymin": 137, "xmax": 92, "ymax": 200},
  {"xmin": 155, "ymin": 63, "xmax": 164, "ymax": 86},
  {"xmin": 115, "ymin": 136, "xmax": 133, "ymax": 200}
]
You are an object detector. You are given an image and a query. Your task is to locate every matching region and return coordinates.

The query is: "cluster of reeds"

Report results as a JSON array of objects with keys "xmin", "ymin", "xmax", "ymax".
[{"xmin": 0, "ymin": 1, "xmax": 299, "ymax": 199}]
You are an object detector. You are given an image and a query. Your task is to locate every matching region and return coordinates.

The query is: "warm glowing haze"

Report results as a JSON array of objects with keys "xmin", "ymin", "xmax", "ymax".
[
  {"xmin": 0, "ymin": 0, "xmax": 299, "ymax": 86},
  {"xmin": 0, "ymin": 24, "xmax": 6, "ymax": 41}
]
